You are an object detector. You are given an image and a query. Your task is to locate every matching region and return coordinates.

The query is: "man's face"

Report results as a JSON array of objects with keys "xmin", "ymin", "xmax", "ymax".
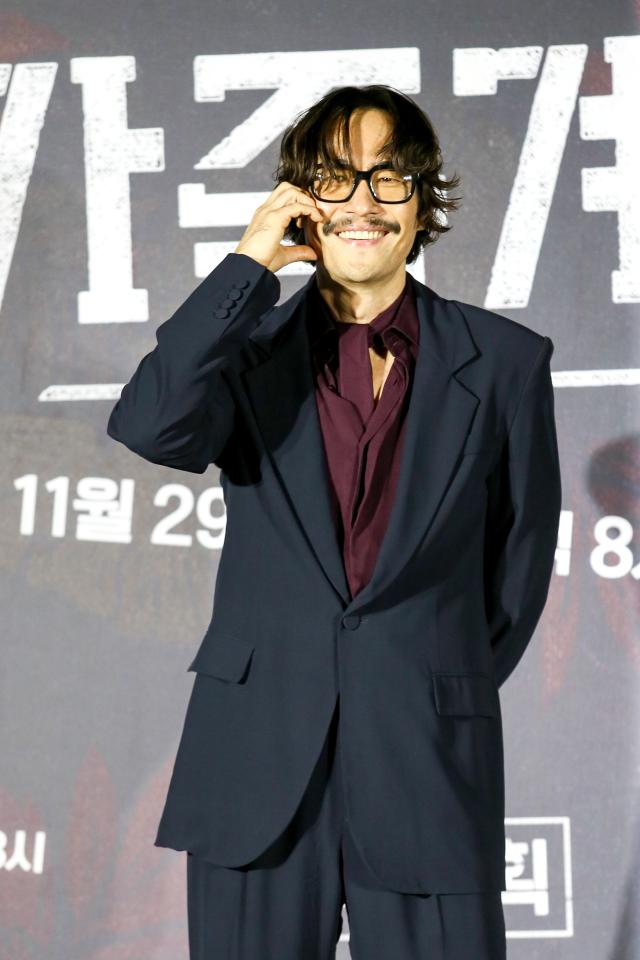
[{"xmin": 301, "ymin": 108, "xmax": 424, "ymax": 285}]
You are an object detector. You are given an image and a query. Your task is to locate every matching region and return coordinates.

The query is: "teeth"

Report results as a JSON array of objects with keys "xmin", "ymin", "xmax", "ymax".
[{"xmin": 338, "ymin": 231, "xmax": 386, "ymax": 240}]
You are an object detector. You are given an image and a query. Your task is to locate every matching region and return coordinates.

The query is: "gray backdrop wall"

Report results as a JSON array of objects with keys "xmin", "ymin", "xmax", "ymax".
[{"xmin": 1, "ymin": 1, "xmax": 638, "ymax": 957}]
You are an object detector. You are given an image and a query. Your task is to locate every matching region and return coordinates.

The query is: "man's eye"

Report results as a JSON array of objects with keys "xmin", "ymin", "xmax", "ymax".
[{"xmin": 315, "ymin": 171, "xmax": 350, "ymax": 183}]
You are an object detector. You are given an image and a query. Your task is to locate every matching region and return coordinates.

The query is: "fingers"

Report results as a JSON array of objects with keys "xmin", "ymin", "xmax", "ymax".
[
  {"xmin": 267, "ymin": 182, "xmax": 322, "ymax": 218},
  {"xmin": 266, "ymin": 201, "xmax": 323, "ymax": 231},
  {"xmin": 280, "ymin": 244, "xmax": 318, "ymax": 266},
  {"xmin": 236, "ymin": 181, "xmax": 322, "ymax": 272}
]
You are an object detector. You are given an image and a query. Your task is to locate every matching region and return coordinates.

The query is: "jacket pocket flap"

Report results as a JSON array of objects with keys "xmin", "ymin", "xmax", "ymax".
[
  {"xmin": 432, "ymin": 672, "xmax": 499, "ymax": 718},
  {"xmin": 187, "ymin": 632, "xmax": 255, "ymax": 683}
]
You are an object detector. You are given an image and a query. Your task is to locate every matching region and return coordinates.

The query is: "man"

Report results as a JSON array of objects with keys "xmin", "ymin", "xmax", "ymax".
[{"xmin": 107, "ymin": 85, "xmax": 562, "ymax": 959}]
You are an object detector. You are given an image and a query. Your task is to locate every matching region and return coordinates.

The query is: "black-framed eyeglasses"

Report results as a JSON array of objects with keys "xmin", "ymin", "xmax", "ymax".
[{"xmin": 308, "ymin": 162, "xmax": 420, "ymax": 204}]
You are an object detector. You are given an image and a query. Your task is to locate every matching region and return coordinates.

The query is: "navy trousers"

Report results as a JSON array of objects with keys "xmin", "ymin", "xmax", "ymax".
[{"xmin": 186, "ymin": 696, "xmax": 507, "ymax": 959}]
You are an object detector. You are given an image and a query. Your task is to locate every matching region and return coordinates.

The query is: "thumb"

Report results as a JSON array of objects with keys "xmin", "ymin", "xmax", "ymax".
[{"xmin": 283, "ymin": 244, "xmax": 318, "ymax": 265}]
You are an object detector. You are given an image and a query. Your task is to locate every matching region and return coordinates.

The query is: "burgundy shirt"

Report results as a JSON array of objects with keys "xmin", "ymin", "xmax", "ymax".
[{"xmin": 305, "ymin": 274, "xmax": 420, "ymax": 599}]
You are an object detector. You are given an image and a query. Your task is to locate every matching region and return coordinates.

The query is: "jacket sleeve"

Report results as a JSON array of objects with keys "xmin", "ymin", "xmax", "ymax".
[
  {"xmin": 483, "ymin": 335, "xmax": 562, "ymax": 688},
  {"xmin": 106, "ymin": 253, "xmax": 280, "ymax": 473}
]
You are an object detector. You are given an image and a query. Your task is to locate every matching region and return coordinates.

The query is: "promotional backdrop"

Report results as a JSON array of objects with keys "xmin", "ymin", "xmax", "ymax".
[{"xmin": 1, "ymin": 1, "xmax": 639, "ymax": 957}]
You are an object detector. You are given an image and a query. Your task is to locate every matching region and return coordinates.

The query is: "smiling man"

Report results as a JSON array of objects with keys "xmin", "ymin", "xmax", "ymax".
[
  {"xmin": 107, "ymin": 84, "xmax": 562, "ymax": 960},
  {"xmin": 298, "ymin": 110, "xmax": 426, "ymax": 430},
  {"xmin": 301, "ymin": 111, "xmax": 425, "ymax": 310}
]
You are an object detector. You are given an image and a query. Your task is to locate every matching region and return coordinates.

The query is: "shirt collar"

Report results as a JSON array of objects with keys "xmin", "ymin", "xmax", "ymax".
[{"xmin": 306, "ymin": 273, "xmax": 419, "ymax": 359}]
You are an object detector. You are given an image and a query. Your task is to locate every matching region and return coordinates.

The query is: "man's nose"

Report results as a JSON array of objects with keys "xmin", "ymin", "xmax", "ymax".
[{"xmin": 348, "ymin": 176, "xmax": 382, "ymax": 209}]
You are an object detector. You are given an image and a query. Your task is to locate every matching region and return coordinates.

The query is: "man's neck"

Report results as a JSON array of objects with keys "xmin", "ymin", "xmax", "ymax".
[{"xmin": 314, "ymin": 266, "xmax": 407, "ymax": 326}]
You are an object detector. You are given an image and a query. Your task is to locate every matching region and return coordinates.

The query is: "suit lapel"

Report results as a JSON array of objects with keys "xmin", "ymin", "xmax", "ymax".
[
  {"xmin": 242, "ymin": 277, "xmax": 351, "ymax": 604},
  {"xmin": 347, "ymin": 286, "xmax": 480, "ymax": 613},
  {"xmin": 242, "ymin": 272, "xmax": 480, "ymax": 612}
]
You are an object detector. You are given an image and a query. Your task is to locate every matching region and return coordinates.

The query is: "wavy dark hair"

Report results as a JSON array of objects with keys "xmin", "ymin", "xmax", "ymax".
[{"xmin": 272, "ymin": 84, "xmax": 462, "ymax": 265}]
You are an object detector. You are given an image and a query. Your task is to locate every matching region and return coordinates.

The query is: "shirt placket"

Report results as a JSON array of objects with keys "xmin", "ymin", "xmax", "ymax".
[{"xmin": 346, "ymin": 335, "xmax": 407, "ymax": 532}]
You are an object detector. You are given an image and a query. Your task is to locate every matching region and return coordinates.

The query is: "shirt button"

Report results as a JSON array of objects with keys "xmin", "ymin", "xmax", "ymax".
[{"xmin": 342, "ymin": 614, "xmax": 361, "ymax": 630}]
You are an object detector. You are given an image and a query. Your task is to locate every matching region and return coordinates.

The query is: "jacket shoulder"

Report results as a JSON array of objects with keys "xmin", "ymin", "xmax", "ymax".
[
  {"xmin": 449, "ymin": 297, "xmax": 550, "ymax": 362},
  {"xmin": 435, "ymin": 294, "xmax": 554, "ymax": 429}
]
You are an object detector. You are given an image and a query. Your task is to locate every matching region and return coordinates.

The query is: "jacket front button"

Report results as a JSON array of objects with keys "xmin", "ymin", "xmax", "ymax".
[{"xmin": 342, "ymin": 614, "xmax": 361, "ymax": 630}]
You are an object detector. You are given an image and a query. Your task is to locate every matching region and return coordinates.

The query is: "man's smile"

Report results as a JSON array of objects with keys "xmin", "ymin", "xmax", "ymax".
[
  {"xmin": 335, "ymin": 232, "xmax": 389, "ymax": 246},
  {"xmin": 328, "ymin": 225, "xmax": 392, "ymax": 247}
]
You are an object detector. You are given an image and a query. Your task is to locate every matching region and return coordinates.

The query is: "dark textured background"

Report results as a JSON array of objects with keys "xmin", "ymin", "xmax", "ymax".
[{"xmin": 1, "ymin": 1, "xmax": 638, "ymax": 956}]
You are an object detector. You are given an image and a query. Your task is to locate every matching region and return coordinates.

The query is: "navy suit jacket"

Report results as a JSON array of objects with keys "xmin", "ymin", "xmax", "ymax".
[{"xmin": 106, "ymin": 251, "xmax": 562, "ymax": 895}]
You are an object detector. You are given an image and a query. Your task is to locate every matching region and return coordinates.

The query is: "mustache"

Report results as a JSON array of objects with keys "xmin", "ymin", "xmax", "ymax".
[{"xmin": 325, "ymin": 221, "xmax": 397, "ymax": 235}]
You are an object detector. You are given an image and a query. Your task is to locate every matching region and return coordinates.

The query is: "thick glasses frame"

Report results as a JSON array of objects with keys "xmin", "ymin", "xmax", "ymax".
[{"xmin": 308, "ymin": 162, "xmax": 420, "ymax": 204}]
